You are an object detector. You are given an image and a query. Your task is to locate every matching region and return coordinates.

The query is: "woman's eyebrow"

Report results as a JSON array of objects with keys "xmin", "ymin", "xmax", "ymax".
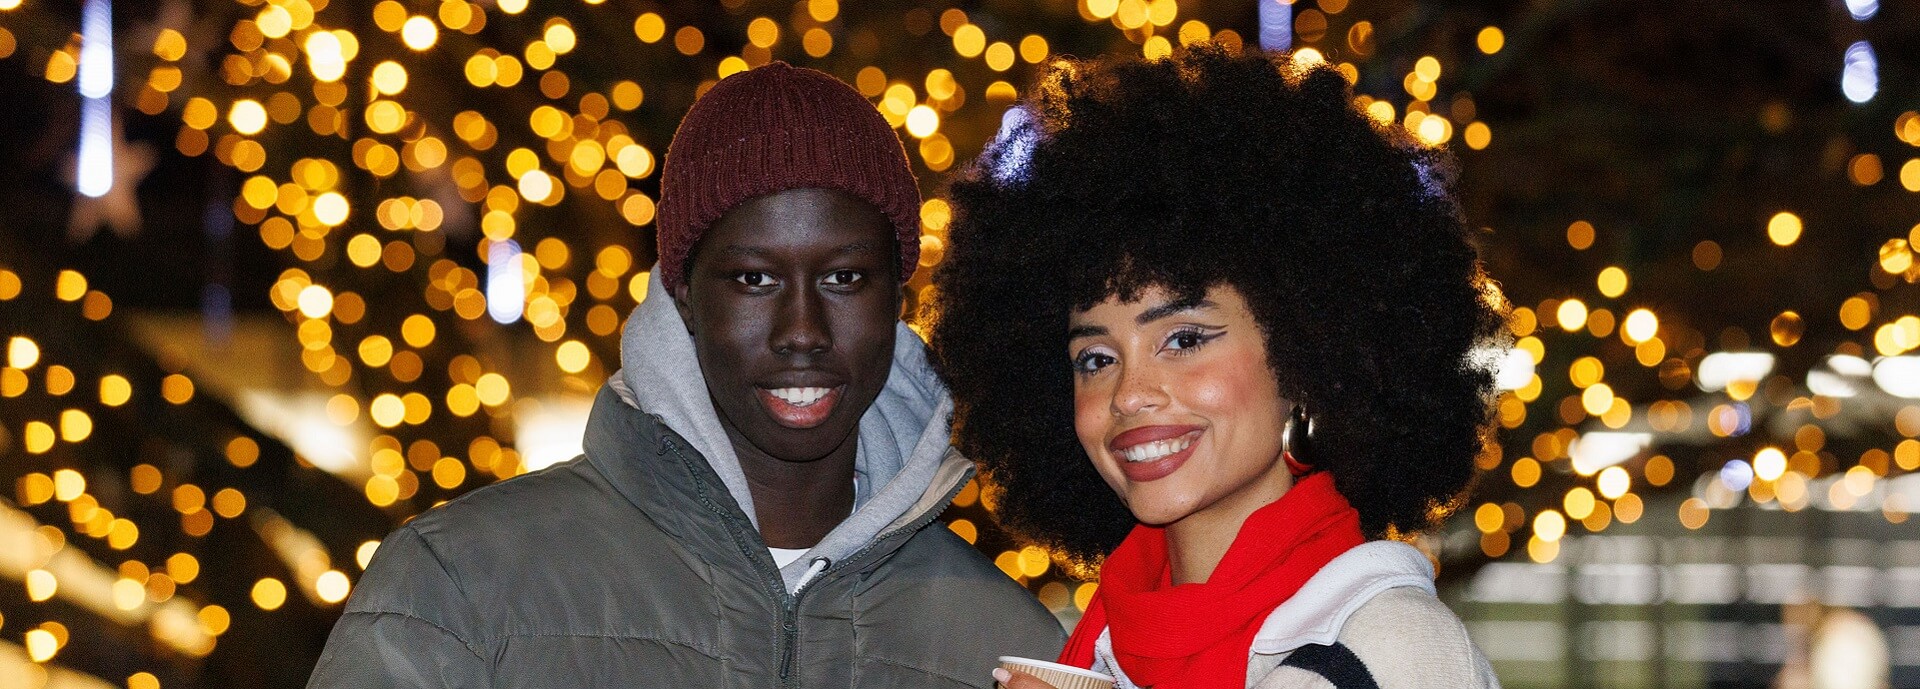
[
  {"xmin": 1067, "ymin": 298, "xmax": 1216, "ymax": 340},
  {"xmin": 1136, "ymin": 298, "xmax": 1216, "ymax": 325},
  {"xmin": 1067, "ymin": 324, "xmax": 1107, "ymax": 340}
]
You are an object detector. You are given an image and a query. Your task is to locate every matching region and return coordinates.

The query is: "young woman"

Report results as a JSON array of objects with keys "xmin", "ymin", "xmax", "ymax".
[{"xmin": 929, "ymin": 45, "xmax": 1506, "ymax": 689}]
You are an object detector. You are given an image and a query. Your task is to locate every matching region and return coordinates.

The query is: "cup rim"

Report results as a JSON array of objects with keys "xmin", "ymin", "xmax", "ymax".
[{"xmin": 997, "ymin": 656, "xmax": 1115, "ymax": 681}]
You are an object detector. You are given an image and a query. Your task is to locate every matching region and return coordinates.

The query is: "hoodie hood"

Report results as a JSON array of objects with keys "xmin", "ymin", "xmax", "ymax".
[{"xmin": 612, "ymin": 267, "xmax": 955, "ymax": 591}]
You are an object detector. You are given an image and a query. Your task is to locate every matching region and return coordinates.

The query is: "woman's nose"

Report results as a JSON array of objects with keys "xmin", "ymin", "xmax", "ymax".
[{"xmin": 1110, "ymin": 360, "xmax": 1168, "ymax": 416}]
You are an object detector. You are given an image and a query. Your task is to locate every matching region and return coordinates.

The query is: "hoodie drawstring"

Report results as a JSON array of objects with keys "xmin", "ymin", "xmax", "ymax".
[{"xmin": 794, "ymin": 557, "xmax": 830, "ymax": 593}]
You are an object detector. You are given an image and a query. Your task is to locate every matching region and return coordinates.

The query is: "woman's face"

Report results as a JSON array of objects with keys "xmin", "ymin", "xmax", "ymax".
[{"xmin": 1068, "ymin": 285, "xmax": 1294, "ymax": 527}]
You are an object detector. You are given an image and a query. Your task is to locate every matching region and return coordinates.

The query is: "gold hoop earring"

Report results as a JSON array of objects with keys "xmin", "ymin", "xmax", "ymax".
[{"xmin": 1281, "ymin": 404, "xmax": 1315, "ymax": 477}]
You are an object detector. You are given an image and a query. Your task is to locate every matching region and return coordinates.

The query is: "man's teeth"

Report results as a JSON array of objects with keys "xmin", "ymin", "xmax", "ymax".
[
  {"xmin": 1121, "ymin": 435, "xmax": 1195, "ymax": 463},
  {"xmin": 768, "ymin": 387, "xmax": 831, "ymax": 407}
]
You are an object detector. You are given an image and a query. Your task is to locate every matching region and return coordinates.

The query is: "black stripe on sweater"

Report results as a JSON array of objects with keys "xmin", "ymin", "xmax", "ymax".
[{"xmin": 1278, "ymin": 642, "xmax": 1380, "ymax": 689}]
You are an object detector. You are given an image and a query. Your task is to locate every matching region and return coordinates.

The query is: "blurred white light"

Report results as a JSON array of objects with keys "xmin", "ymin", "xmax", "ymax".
[
  {"xmin": 74, "ymin": 0, "xmax": 115, "ymax": 199},
  {"xmin": 1807, "ymin": 354, "xmax": 1872, "ymax": 398},
  {"xmin": 1810, "ymin": 609, "xmax": 1889, "ymax": 689},
  {"xmin": 235, "ymin": 391, "xmax": 363, "ymax": 476},
  {"xmin": 1718, "ymin": 459, "xmax": 1754, "ymax": 492},
  {"xmin": 77, "ymin": 0, "xmax": 114, "ymax": 99},
  {"xmin": 76, "ymin": 96, "xmax": 112, "ymax": 198},
  {"xmin": 487, "ymin": 240, "xmax": 525, "ymax": 324},
  {"xmin": 1568, "ymin": 432, "xmax": 1651, "ymax": 475},
  {"xmin": 1842, "ymin": 41, "xmax": 1876, "ymax": 104},
  {"xmin": 1872, "ymin": 356, "xmax": 1920, "ymax": 398},
  {"xmin": 304, "ymin": 31, "xmax": 347, "ymax": 82},
  {"xmin": 1257, "ymin": 0, "xmax": 1293, "ymax": 52},
  {"xmin": 1695, "ymin": 352, "xmax": 1774, "ymax": 393},
  {"xmin": 1888, "ymin": 474, "xmax": 1920, "ymax": 520},
  {"xmin": 1752, "ymin": 448, "xmax": 1786, "ymax": 482},
  {"xmin": 73, "ymin": 0, "xmax": 116, "ymax": 199},
  {"xmin": 985, "ymin": 106, "xmax": 1039, "ymax": 188},
  {"xmin": 1845, "ymin": 0, "xmax": 1878, "ymax": 20},
  {"xmin": 1494, "ymin": 347, "xmax": 1534, "ymax": 390},
  {"xmin": 1710, "ymin": 402, "xmax": 1753, "ymax": 437},
  {"xmin": 514, "ymin": 396, "xmax": 591, "ymax": 472}
]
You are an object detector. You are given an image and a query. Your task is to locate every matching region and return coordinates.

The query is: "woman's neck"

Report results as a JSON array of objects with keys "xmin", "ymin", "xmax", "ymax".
[{"xmin": 1164, "ymin": 457, "xmax": 1295, "ymax": 585}]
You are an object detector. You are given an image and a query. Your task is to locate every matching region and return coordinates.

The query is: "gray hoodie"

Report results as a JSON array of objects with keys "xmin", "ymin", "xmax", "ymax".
[{"xmin": 308, "ymin": 269, "xmax": 1063, "ymax": 688}]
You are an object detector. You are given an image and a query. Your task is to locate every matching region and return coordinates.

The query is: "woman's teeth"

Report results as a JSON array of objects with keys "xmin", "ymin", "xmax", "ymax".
[
  {"xmin": 1121, "ymin": 435, "xmax": 1195, "ymax": 463},
  {"xmin": 767, "ymin": 387, "xmax": 832, "ymax": 407}
]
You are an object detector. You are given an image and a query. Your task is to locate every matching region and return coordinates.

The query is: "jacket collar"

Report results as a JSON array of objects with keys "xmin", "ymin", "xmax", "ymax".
[
  {"xmin": 580, "ymin": 384, "xmax": 973, "ymax": 589},
  {"xmin": 582, "ymin": 384, "xmax": 745, "ymax": 555}
]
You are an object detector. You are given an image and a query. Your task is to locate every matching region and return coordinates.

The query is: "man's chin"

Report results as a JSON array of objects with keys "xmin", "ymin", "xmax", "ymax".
[{"xmin": 739, "ymin": 420, "xmax": 864, "ymax": 464}]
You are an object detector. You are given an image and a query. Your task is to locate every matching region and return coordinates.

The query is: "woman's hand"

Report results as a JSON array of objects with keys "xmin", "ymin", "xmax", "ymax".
[{"xmin": 992, "ymin": 667, "xmax": 1061, "ymax": 689}]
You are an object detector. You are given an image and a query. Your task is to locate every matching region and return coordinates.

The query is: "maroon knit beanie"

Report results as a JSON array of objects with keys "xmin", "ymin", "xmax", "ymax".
[{"xmin": 656, "ymin": 62, "xmax": 922, "ymax": 290}]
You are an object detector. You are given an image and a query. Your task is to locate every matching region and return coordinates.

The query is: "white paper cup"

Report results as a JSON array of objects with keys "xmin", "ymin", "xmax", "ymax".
[{"xmin": 997, "ymin": 656, "xmax": 1116, "ymax": 689}]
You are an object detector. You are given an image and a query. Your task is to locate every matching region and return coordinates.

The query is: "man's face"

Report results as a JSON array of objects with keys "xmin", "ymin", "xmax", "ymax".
[{"xmin": 673, "ymin": 187, "xmax": 901, "ymax": 463}]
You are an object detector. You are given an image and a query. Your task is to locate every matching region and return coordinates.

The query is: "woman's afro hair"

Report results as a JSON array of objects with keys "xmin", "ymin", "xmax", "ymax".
[{"xmin": 928, "ymin": 44, "xmax": 1508, "ymax": 575}]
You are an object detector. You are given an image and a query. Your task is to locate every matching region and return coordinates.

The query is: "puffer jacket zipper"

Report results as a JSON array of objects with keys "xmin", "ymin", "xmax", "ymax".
[
  {"xmin": 661, "ymin": 435, "xmax": 813, "ymax": 687},
  {"xmin": 660, "ymin": 434, "xmax": 972, "ymax": 688},
  {"xmin": 777, "ymin": 472, "xmax": 974, "ymax": 687},
  {"xmin": 779, "ymin": 558, "xmax": 831, "ymax": 679},
  {"xmin": 779, "ymin": 592, "xmax": 799, "ymax": 683},
  {"xmin": 656, "ymin": 436, "xmax": 792, "ymax": 686}
]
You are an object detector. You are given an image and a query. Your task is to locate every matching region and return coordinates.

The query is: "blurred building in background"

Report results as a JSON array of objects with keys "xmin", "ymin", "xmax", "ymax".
[{"xmin": 0, "ymin": 0, "xmax": 1915, "ymax": 687}]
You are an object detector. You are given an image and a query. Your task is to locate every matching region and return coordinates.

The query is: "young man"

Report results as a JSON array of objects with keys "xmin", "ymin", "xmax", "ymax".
[{"xmin": 308, "ymin": 63, "xmax": 1063, "ymax": 688}]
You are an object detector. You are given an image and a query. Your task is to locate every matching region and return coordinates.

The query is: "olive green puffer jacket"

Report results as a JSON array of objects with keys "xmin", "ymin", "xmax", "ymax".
[{"xmin": 307, "ymin": 385, "xmax": 1064, "ymax": 688}]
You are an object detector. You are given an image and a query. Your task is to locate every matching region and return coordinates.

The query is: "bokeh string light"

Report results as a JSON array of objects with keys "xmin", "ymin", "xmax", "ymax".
[{"xmin": 0, "ymin": 0, "xmax": 1917, "ymax": 686}]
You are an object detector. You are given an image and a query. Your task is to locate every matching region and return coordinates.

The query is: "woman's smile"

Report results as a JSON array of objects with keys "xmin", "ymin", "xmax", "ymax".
[{"xmin": 1109, "ymin": 425, "xmax": 1204, "ymax": 482}]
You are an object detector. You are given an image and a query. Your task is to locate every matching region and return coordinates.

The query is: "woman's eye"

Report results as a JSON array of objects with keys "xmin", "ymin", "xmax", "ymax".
[
  {"xmin": 734, "ymin": 272, "xmax": 775, "ymax": 287},
  {"xmin": 823, "ymin": 269, "xmax": 863, "ymax": 286},
  {"xmin": 1167, "ymin": 330, "xmax": 1206, "ymax": 350},
  {"xmin": 1073, "ymin": 351, "xmax": 1116, "ymax": 374}
]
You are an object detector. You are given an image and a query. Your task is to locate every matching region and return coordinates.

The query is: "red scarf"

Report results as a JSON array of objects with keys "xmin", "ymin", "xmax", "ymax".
[{"xmin": 1059, "ymin": 473, "xmax": 1365, "ymax": 689}]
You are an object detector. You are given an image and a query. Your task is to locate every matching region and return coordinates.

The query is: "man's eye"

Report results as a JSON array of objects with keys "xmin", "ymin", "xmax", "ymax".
[
  {"xmin": 823, "ymin": 270, "xmax": 863, "ymax": 286},
  {"xmin": 734, "ymin": 272, "xmax": 775, "ymax": 287}
]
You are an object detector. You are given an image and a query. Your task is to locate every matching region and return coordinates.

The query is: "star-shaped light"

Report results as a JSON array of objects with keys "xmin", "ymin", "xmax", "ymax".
[{"xmin": 65, "ymin": 112, "xmax": 157, "ymax": 243}]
